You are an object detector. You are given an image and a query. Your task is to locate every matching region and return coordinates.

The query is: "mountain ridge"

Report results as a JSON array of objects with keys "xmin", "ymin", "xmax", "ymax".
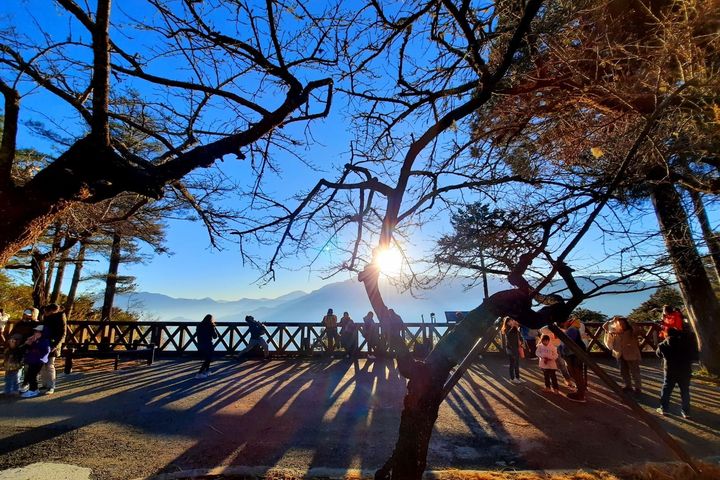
[{"xmin": 117, "ymin": 276, "xmax": 656, "ymax": 323}]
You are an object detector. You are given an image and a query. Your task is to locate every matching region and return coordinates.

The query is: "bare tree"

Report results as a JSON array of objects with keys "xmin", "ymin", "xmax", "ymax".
[
  {"xmin": 232, "ymin": 1, "xmax": 710, "ymax": 477},
  {"xmin": 0, "ymin": 0, "xmax": 338, "ymax": 264}
]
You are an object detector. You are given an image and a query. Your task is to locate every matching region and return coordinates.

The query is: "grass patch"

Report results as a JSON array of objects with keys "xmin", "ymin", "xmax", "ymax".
[{"xmin": 693, "ymin": 367, "xmax": 720, "ymax": 386}]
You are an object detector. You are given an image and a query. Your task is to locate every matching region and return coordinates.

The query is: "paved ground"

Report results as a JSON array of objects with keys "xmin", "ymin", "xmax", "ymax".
[{"xmin": 0, "ymin": 356, "xmax": 718, "ymax": 479}]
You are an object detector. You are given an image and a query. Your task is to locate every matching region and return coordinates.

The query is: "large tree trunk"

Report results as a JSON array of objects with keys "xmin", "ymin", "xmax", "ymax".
[
  {"xmin": 652, "ymin": 181, "xmax": 720, "ymax": 374},
  {"xmin": 688, "ymin": 189, "xmax": 720, "ymax": 285},
  {"xmin": 101, "ymin": 232, "xmax": 122, "ymax": 322},
  {"xmin": 371, "ymin": 276, "xmax": 559, "ymax": 479},
  {"xmin": 50, "ymin": 249, "xmax": 70, "ymax": 304},
  {"xmin": 64, "ymin": 241, "xmax": 86, "ymax": 318}
]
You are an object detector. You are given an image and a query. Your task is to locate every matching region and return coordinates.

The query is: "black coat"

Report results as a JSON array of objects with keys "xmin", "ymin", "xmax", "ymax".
[
  {"xmin": 10, "ymin": 320, "xmax": 40, "ymax": 343},
  {"xmin": 505, "ymin": 327, "xmax": 521, "ymax": 355},
  {"xmin": 196, "ymin": 322, "xmax": 218, "ymax": 354},
  {"xmin": 656, "ymin": 332, "xmax": 697, "ymax": 375},
  {"xmin": 42, "ymin": 312, "xmax": 67, "ymax": 350}
]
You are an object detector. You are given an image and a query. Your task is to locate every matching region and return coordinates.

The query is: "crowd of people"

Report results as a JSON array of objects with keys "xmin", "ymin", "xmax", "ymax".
[
  {"xmin": 2, "ymin": 304, "xmax": 67, "ymax": 398},
  {"xmin": 500, "ymin": 305, "xmax": 698, "ymax": 417},
  {"xmin": 2, "ymin": 302, "xmax": 700, "ymax": 419}
]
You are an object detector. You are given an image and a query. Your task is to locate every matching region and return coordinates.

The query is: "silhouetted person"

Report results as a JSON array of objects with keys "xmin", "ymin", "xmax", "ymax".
[
  {"xmin": 362, "ymin": 311, "xmax": 379, "ymax": 359},
  {"xmin": 237, "ymin": 315, "xmax": 269, "ymax": 360},
  {"xmin": 195, "ymin": 314, "xmax": 218, "ymax": 378},
  {"xmin": 321, "ymin": 308, "xmax": 340, "ymax": 354},
  {"xmin": 502, "ymin": 317, "xmax": 523, "ymax": 383},
  {"xmin": 339, "ymin": 311, "xmax": 358, "ymax": 358}
]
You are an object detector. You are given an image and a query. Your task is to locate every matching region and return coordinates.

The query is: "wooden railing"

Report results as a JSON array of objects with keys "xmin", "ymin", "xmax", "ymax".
[{"xmin": 63, "ymin": 320, "xmax": 664, "ymax": 356}]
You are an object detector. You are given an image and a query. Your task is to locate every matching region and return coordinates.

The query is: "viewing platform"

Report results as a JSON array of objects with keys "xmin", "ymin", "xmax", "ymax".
[{"xmin": 1, "ymin": 356, "xmax": 718, "ymax": 479}]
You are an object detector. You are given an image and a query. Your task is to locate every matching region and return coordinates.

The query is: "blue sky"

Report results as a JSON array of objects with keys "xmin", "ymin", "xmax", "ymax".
[{"xmin": 3, "ymin": 2, "xmax": 717, "ymax": 302}]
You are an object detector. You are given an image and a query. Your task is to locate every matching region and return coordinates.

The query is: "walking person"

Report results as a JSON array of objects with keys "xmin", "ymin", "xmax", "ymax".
[
  {"xmin": 40, "ymin": 304, "xmax": 66, "ymax": 395},
  {"xmin": 603, "ymin": 316, "xmax": 643, "ymax": 395},
  {"xmin": 195, "ymin": 314, "xmax": 218, "ymax": 378},
  {"xmin": 237, "ymin": 315, "xmax": 269, "ymax": 360},
  {"xmin": 656, "ymin": 328, "xmax": 697, "ymax": 418},
  {"xmin": 502, "ymin": 317, "xmax": 523, "ymax": 383},
  {"xmin": 321, "ymin": 308, "xmax": 340, "ymax": 354},
  {"xmin": 21, "ymin": 325, "xmax": 51, "ymax": 398},
  {"xmin": 536, "ymin": 334, "xmax": 559, "ymax": 394}
]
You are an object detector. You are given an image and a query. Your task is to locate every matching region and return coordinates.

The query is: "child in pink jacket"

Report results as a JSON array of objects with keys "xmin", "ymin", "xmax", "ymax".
[{"xmin": 536, "ymin": 334, "xmax": 559, "ymax": 393}]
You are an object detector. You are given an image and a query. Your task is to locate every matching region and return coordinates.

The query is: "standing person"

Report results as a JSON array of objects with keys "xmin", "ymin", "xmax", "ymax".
[
  {"xmin": 362, "ymin": 311, "xmax": 379, "ymax": 359},
  {"xmin": 40, "ymin": 304, "xmax": 67, "ymax": 395},
  {"xmin": 321, "ymin": 308, "xmax": 339, "ymax": 354},
  {"xmin": 561, "ymin": 320, "xmax": 588, "ymax": 403},
  {"xmin": 0, "ymin": 308, "xmax": 9, "ymax": 344},
  {"xmin": 339, "ymin": 312, "xmax": 358, "ymax": 358},
  {"xmin": 656, "ymin": 328, "xmax": 697, "ymax": 418},
  {"xmin": 10, "ymin": 308, "xmax": 40, "ymax": 343},
  {"xmin": 603, "ymin": 316, "xmax": 643, "ymax": 395},
  {"xmin": 502, "ymin": 317, "xmax": 523, "ymax": 384},
  {"xmin": 659, "ymin": 305, "xmax": 683, "ymax": 339},
  {"xmin": 539, "ymin": 325, "xmax": 574, "ymax": 387},
  {"xmin": 385, "ymin": 308, "xmax": 406, "ymax": 357},
  {"xmin": 21, "ymin": 325, "xmax": 51, "ymax": 398},
  {"xmin": 536, "ymin": 334, "xmax": 559, "ymax": 394},
  {"xmin": 236, "ymin": 315, "xmax": 269, "ymax": 360},
  {"xmin": 521, "ymin": 325, "xmax": 538, "ymax": 359},
  {"xmin": 195, "ymin": 314, "xmax": 218, "ymax": 378},
  {"xmin": 4, "ymin": 334, "xmax": 24, "ymax": 395},
  {"xmin": 12, "ymin": 308, "xmax": 39, "ymax": 393}
]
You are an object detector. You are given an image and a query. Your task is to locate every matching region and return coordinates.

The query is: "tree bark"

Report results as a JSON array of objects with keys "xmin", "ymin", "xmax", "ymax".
[
  {"xmin": 64, "ymin": 241, "xmax": 86, "ymax": 318},
  {"xmin": 688, "ymin": 189, "xmax": 720, "ymax": 285},
  {"xmin": 101, "ymin": 232, "xmax": 122, "ymax": 322},
  {"xmin": 50, "ymin": 249, "xmax": 70, "ymax": 304},
  {"xmin": 652, "ymin": 181, "xmax": 720, "ymax": 374},
  {"xmin": 373, "ymin": 283, "xmax": 559, "ymax": 480}
]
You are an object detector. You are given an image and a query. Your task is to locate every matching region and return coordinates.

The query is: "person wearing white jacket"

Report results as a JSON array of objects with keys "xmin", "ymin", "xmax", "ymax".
[{"xmin": 536, "ymin": 334, "xmax": 559, "ymax": 393}]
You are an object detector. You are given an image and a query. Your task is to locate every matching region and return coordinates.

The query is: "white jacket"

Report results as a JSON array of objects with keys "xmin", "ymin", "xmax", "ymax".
[{"xmin": 536, "ymin": 343, "xmax": 558, "ymax": 370}]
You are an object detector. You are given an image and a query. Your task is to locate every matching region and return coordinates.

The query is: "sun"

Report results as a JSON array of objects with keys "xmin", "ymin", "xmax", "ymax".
[{"xmin": 374, "ymin": 246, "xmax": 403, "ymax": 275}]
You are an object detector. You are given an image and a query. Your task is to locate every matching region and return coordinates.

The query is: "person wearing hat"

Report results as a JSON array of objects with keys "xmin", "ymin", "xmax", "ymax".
[
  {"xmin": 10, "ymin": 308, "xmax": 40, "ymax": 342},
  {"xmin": 40, "ymin": 304, "xmax": 67, "ymax": 395},
  {"xmin": 21, "ymin": 324, "xmax": 51, "ymax": 398}
]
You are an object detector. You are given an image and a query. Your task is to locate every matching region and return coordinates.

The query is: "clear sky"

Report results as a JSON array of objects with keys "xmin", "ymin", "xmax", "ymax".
[{"xmin": 3, "ymin": 2, "xmax": 717, "ymax": 302}]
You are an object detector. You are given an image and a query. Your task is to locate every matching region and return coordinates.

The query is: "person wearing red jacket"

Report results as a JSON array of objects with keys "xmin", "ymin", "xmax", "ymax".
[{"xmin": 660, "ymin": 305, "xmax": 684, "ymax": 339}]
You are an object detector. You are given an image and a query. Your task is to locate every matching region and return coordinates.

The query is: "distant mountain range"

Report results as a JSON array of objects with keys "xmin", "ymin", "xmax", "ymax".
[{"xmin": 115, "ymin": 276, "xmax": 657, "ymax": 323}]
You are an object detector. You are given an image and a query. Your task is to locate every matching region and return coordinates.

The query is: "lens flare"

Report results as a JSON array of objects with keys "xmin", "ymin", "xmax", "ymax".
[{"xmin": 374, "ymin": 246, "xmax": 403, "ymax": 274}]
